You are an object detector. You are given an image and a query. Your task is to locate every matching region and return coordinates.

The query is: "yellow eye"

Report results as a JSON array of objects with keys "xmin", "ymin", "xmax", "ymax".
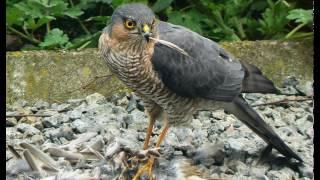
[{"xmin": 124, "ymin": 19, "xmax": 136, "ymax": 29}]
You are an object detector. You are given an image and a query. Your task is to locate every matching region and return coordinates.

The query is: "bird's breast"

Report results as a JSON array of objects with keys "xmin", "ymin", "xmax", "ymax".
[{"xmin": 99, "ymin": 35, "xmax": 199, "ymax": 126}]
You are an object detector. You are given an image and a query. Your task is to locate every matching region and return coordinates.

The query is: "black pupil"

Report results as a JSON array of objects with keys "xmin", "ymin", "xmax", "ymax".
[{"xmin": 128, "ymin": 21, "xmax": 133, "ymax": 27}]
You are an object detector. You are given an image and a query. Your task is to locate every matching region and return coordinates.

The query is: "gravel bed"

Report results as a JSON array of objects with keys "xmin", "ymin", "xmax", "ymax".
[{"xmin": 6, "ymin": 82, "xmax": 313, "ymax": 179}]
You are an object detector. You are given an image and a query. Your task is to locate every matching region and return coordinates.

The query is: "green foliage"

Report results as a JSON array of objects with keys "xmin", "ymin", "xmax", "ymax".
[
  {"xmin": 258, "ymin": 0, "xmax": 291, "ymax": 39},
  {"xmin": 287, "ymin": 9, "xmax": 313, "ymax": 25},
  {"xmin": 152, "ymin": 0, "xmax": 173, "ymax": 13},
  {"xmin": 39, "ymin": 28, "xmax": 70, "ymax": 48},
  {"xmin": 6, "ymin": 0, "xmax": 313, "ymax": 50}
]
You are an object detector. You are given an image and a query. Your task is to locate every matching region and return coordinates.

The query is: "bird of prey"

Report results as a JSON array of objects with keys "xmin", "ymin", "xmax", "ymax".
[{"xmin": 99, "ymin": 3, "xmax": 303, "ymax": 179}]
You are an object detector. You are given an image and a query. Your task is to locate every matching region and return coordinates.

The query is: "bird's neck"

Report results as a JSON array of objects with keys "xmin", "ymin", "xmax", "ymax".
[{"xmin": 99, "ymin": 31, "xmax": 158, "ymax": 88}]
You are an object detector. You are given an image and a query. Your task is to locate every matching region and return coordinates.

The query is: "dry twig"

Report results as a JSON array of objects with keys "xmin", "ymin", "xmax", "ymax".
[{"xmin": 251, "ymin": 95, "xmax": 313, "ymax": 107}]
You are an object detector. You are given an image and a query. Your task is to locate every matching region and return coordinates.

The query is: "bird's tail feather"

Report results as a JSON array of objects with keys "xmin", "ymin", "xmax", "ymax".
[
  {"xmin": 224, "ymin": 96, "xmax": 303, "ymax": 162},
  {"xmin": 240, "ymin": 61, "xmax": 281, "ymax": 94}
]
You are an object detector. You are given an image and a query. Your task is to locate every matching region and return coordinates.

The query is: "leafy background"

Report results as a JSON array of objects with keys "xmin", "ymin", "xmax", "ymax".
[{"xmin": 6, "ymin": 0, "xmax": 313, "ymax": 50}]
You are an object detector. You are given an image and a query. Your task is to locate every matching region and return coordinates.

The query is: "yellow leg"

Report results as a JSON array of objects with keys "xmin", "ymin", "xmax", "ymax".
[
  {"xmin": 133, "ymin": 115, "xmax": 170, "ymax": 180},
  {"xmin": 143, "ymin": 115, "xmax": 156, "ymax": 150}
]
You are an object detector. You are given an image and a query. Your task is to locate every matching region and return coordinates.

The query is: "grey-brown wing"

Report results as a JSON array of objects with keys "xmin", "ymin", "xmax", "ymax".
[{"xmin": 151, "ymin": 21, "xmax": 245, "ymax": 102}]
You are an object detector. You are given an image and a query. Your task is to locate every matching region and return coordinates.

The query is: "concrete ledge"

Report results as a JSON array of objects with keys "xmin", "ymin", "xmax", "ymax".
[{"xmin": 6, "ymin": 40, "xmax": 313, "ymax": 104}]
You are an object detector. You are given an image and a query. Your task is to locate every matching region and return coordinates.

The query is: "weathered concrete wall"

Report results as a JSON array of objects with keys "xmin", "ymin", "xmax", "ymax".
[{"xmin": 6, "ymin": 40, "xmax": 313, "ymax": 104}]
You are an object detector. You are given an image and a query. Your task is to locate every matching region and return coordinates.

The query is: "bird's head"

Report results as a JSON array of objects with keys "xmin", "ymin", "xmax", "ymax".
[{"xmin": 104, "ymin": 3, "xmax": 158, "ymax": 47}]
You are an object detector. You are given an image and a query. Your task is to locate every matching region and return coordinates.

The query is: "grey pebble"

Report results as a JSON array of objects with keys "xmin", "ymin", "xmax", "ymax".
[
  {"xmin": 86, "ymin": 93, "xmax": 106, "ymax": 105},
  {"xmin": 35, "ymin": 109, "xmax": 59, "ymax": 116},
  {"xmin": 34, "ymin": 100, "xmax": 49, "ymax": 109},
  {"xmin": 6, "ymin": 118, "xmax": 17, "ymax": 127},
  {"xmin": 211, "ymin": 110, "xmax": 225, "ymax": 120},
  {"xmin": 16, "ymin": 123, "xmax": 41, "ymax": 135},
  {"xmin": 67, "ymin": 110, "xmax": 82, "ymax": 120},
  {"xmin": 43, "ymin": 116, "xmax": 59, "ymax": 128},
  {"xmin": 296, "ymin": 81, "xmax": 313, "ymax": 96},
  {"xmin": 67, "ymin": 98, "xmax": 85, "ymax": 107},
  {"xmin": 5, "ymin": 82, "xmax": 314, "ymax": 179},
  {"xmin": 71, "ymin": 119, "xmax": 90, "ymax": 133},
  {"xmin": 298, "ymin": 166, "xmax": 314, "ymax": 179},
  {"xmin": 6, "ymin": 159, "xmax": 32, "ymax": 176},
  {"xmin": 56, "ymin": 103, "xmax": 72, "ymax": 112}
]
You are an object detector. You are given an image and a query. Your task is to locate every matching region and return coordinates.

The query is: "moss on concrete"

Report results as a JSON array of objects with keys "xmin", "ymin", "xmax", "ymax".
[
  {"xmin": 6, "ymin": 40, "xmax": 313, "ymax": 104},
  {"xmin": 221, "ymin": 40, "xmax": 313, "ymax": 86}
]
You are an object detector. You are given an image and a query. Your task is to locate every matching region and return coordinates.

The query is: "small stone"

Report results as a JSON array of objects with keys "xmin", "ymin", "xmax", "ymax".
[
  {"xmin": 6, "ymin": 159, "xmax": 32, "ymax": 176},
  {"xmin": 226, "ymin": 138, "xmax": 243, "ymax": 156},
  {"xmin": 306, "ymin": 114, "xmax": 313, "ymax": 122},
  {"xmin": 29, "ymin": 106, "xmax": 39, "ymax": 113},
  {"xmin": 56, "ymin": 103, "xmax": 72, "ymax": 112},
  {"xmin": 228, "ymin": 161, "xmax": 248, "ymax": 175},
  {"xmin": 211, "ymin": 110, "xmax": 225, "ymax": 120},
  {"xmin": 68, "ymin": 110, "xmax": 82, "ymax": 120},
  {"xmin": 117, "ymin": 96, "xmax": 129, "ymax": 108},
  {"xmin": 267, "ymin": 168, "xmax": 296, "ymax": 179},
  {"xmin": 6, "ymin": 118, "xmax": 17, "ymax": 127},
  {"xmin": 86, "ymin": 93, "xmax": 106, "ymax": 105},
  {"xmin": 36, "ymin": 109, "xmax": 59, "ymax": 116},
  {"xmin": 71, "ymin": 119, "xmax": 89, "ymax": 133},
  {"xmin": 163, "ymin": 132, "xmax": 179, "ymax": 146},
  {"xmin": 19, "ymin": 116, "xmax": 39, "ymax": 124},
  {"xmin": 298, "ymin": 166, "xmax": 314, "ymax": 178},
  {"xmin": 174, "ymin": 151, "xmax": 183, "ymax": 156},
  {"xmin": 43, "ymin": 116, "xmax": 59, "ymax": 128},
  {"xmin": 16, "ymin": 123, "xmax": 41, "ymax": 135},
  {"xmin": 278, "ymin": 126, "xmax": 293, "ymax": 137},
  {"xmin": 34, "ymin": 100, "xmax": 49, "ymax": 109},
  {"xmin": 296, "ymin": 81, "xmax": 313, "ymax": 96},
  {"xmin": 305, "ymin": 128, "xmax": 314, "ymax": 139},
  {"xmin": 296, "ymin": 117, "xmax": 313, "ymax": 135},
  {"xmin": 130, "ymin": 109, "xmax": 147, "ymax": 124},
  {"xmin": 112, "ymin": 106, "xmax": 126, "ymax": 114},
  {"xmin": 282, "ymin": 76, "xmax": 299, "ymax": 87},
  {"xmin": 33, "ymin": 121, "xmax": 44, "ymax": 131},
  {"xmin": 191, "ymin": 119, "xmax": 202, "ymax": 129},
  {"xmin": 197, "ymin": 111, "xmax": 212, "ymax": 120},
  {"xmin": 31, "ymin": 134, "xmax": 44, "ymax": 144},
  {"xmin": 249, "ymin": 166, "xmax": 268, "ymax": 179},
  {"xmin": 67, "ymin": 98, "xmax": 85, "ymax": 107},
  {"xmin": 58, "ymin": 125, "xmax": 75, "ymax": 140},
  {"xmin": 43, "ymin": 125, "xmax": 74, "ymax": 140}
]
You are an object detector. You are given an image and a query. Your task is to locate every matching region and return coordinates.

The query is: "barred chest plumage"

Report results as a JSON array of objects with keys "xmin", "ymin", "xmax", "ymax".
[{"xmin": 99, "ymin": 33, "xmax": 219, "ymax": 126}]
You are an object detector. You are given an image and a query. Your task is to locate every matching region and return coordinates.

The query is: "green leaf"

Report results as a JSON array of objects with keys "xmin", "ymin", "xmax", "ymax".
[
  {"xmin": 93, "ymin": 0, "xmax": 112, "ymax": 3},
  {"xmin": 29, "ymin": 0, "xmax": 68, "ymax": 17},
  {"xmin": 64, "ymin": 7, "xmax": 84, "ymax": 18},
  {"xmin": 152, "ymin": 0, "xmax": 173, "ymax": 13},
  {"xmin": 287, "ymin": 9, "xmax": 313, "ymax": 25},
  {"xmin": 258, "ymin": 0, "xmax": 290, "ymax": 39},
  {"xmin": 6, "ymin": 6, "xmax": 25, "ymax": 26},
  {"xmin": 167, "ymin": 10, "xmax": 204, "ymax": 34},
  {"xmin": 24, "ymin": 16, "xmax": 55, "ymax": 30},
  {"xmin": 111, "ymin": 0, "xmax": 131, "ymax": 8},
  {"xmin": 39, "ymin": 28, "xmax": 70, "ymax": 48},
  {"xmin": 14, "ymin": 2, "xmax": 43, "ymax": 18}
]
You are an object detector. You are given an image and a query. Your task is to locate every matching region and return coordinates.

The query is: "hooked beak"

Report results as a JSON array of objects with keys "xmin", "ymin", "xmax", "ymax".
[{"xmin": 142, "ymin": 24, "xmax": 151, "ymax": 42}]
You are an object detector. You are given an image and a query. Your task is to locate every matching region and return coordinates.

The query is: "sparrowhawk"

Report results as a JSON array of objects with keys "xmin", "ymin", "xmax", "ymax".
[{"xmin": 99, "ymin": 3, "xmax": 303, "ymax": 179}]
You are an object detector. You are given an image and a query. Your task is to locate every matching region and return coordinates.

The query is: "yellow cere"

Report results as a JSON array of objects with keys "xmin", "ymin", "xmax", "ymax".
[{"xmin": 143, "ymin": 24, "xmax": 150, "ymax": 33}]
